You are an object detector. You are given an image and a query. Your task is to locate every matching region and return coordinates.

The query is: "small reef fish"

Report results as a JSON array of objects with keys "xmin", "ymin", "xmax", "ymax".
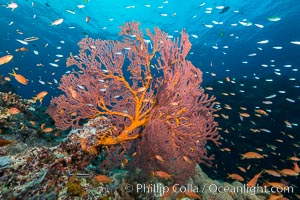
[
  {"xmin": 33, "ymin": 91, "xmax": 48, "ymax": 104},
  {"xmin": 49, "ymin": 63, "xmax": 59, "ymax": 67},
  {"xmin": 264, "ymin": 182, "xmax": 287, "ymax": 189},
  {"xmin": 241, "ymin": 152, "xmax": 266, "ymax": 159},
  {"xmin": 264, "ymin": 169, "xmax": 281, "ymax": 177},
  {"xmin": 154, "ymin": 155, "xmax": 165, "ymax": 162},
  {"xmin": 24, "ymin": 36, "xmax": 39, "ymax": 42},
  {"xmin": 183, "ymin": 155, "xmax": 193, "ymax": 164},
  {"xmin": 267, "ymin": 16, "xmax": 281, "ymax": 22},
  {"xmin": 293, "ymin": 162, "xmax": 300, "ymax": 173},
  {"xmin": 7, "ymin": 2, "xmax": 18, "ymax": 11},
  {"xmin": 0, "ymin": 55, "xmax": 13, "ymax": 65},
  {"xmin": 227, "ymin": 173, "xmax": 244, "ymax": 182},
  {"xmin": 255, "ymin": 109, "xmax": 268, "ymax": 116},
  {"xmin": 257, "ymin": 40, "xmax": 269, "ymax": 44},
  {"xmin": 16, "ymin": 39, "xmax": 28, "ymax": 45},
  {"xmin": 247, "ymin": 171, "xmax": 263, "ymax": 187},
  {"xmin": 7, "ymin": 107, "xmax": 21, "ymax": 115},
  {"xmin": 94, "ymin": 175, "xmax": 111, "ymax": 183},
  {"xmin": 15, "ymin": 47, "xmax": 28, "ymax": 52},
  {"xmin": 66, "ymin": 9, "xmax": 76, "ymax": 14},
  {"xmin": 153, "ymin": 170, "xmax": 172, "ymax": 179},
  {"xmin": 77, "ymin": 4, "xmax": 85, "ymax": 9},
  {"xmin": 288, "ymin": 156, "xmax": 300, "ymax": 161},
  {"xmin": 69, "ymin": 86, "xmax": 77, "ymax": 99},
  {"xmin": 42, "ymin": 127, "xmax": 54, "ymax": 133},
  {"xmin": 279, "ymin": 169, "xmax": 299, "ymax": 177},
  {"xmin": 9, "ymin": 70, "xmax": 28, "ymax": 85},
  {"xmin": 290, "ymin": 41, "xmax": 300, "ymax": 45},
  {"xmin": 254, "ymin": 24, "xmax": 264, "ymax": 28},
  {"xmin": 237, "ymin": 167, "xmax": 247, "ymax": 173},
  {"xmin": 239, "ymin": 112, "xmax": 250, "ymax": 118},
  {"xmin": 219, "ymin": 6, "xmax": 230, "ymax": 14},
  {"xmin": 51, "ymin": 18, "xmax": 64, "ymax": 26}
]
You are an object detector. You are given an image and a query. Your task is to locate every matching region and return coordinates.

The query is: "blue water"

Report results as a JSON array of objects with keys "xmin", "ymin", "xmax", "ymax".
[
  {"xmin": 1, "ymin": 0, "xmax": 299, "ymax": 104},
  {"xmin": 1, "ymin": 0, "xmax": 300, "ymax": 198}
]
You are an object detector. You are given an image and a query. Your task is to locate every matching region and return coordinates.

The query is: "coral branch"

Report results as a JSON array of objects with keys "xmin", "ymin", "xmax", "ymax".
[
  {"xmin": 48, "ymin": 22, "xmax": 220, "ymax": 184},
  {"xmin": 47, "ymin": 22, "xmax": 159, "ymax": 146}
]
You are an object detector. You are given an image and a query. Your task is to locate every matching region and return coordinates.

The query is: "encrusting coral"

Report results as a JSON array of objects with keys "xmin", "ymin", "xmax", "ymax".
[{"xmin": 0, "ymin": 92, "xmax": 33, "ymax": 127}]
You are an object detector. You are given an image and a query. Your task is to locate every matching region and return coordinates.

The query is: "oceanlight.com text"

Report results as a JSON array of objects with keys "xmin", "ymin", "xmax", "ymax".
[{"xmin": 123, "ymin": 183, "xmax": 294, "ymax": 197}]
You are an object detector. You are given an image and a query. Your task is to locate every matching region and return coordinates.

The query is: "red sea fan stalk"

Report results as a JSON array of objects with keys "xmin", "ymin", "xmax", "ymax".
[{"xmin": 47, "ymin": 22, "xmax": 220, "ymax": 183}]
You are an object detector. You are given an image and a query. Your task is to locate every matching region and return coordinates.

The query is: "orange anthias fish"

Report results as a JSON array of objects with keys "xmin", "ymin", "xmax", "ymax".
[
  {"xmin": 264, "ymin": 169, "xmax": 281, "ymax": 177},
  {"xmin": 40, "ymin": 123, "xmax": 46, "ymax": 130},
  {"xmin": 153, "ymin": 170, "xmax": 173, "ymax": 180},
  {"xmin": 40, "ymin": 123, "xmax": 53, "ymax": 133},
  {"xmin": 9, "ymin": 70, "xmax": 28, "ymax": 85},
  {"xmin": 238, "ymin": 166, "xmax": 247, "ymax": 173},
  {"xmin": 69, "ymin": 86, "xmax": 77, "ymax": 99},
  {"xmin": 0, "ymin": 55, "xmax": 13, "ymax": 65},
  {"xmin": 255, "ymin": 109, "xmax": 268, "ymax": 116},
  {"xmin": 293, "ymin": 162, "xmax": 300, "ymax": 173},
  {"xmin": 33, "ymin": 91, "xmax": 48, "ymax": 104},
  {"xmin": 247, "ymin": 171, "xmax": 263, "ymax": 187},
  {"xmin": 7, "ymin": 107, "xmax": 21, "ymax": 115},
  {"xmin": 288, "ymin": 156, "xmax": 300, "ymax": 161},
  {"xmin": 279, "ymin": 168, "xmax": 299, "ymax": 177},
  {"xmin": 183, "ymin": 155, "xmax": 193, "ymax": 164},
  {"xmin": 264, "ymin": 182, "xmax": 287, "ymax": 189},
  {"xmin": 239, "ymin": 112, "xmax": 250, "ymax": 118},
  {"xmin": 241, "ymin": 152, "xmax": 266, "ymax": 159},
  {"xmin": 42, "ymin": 127, "xmax": 54, "ymax": 133},
  {"xmin": 227, "ymin": 173, "xmax": 244, "ymax": 182},
  {"xmin": 154, "ymin": 155, "xmax": 165, "ymax": 162},
  {"xmin": 15, "ymin": 47, "xmax": 28, "ymax": 52},
  {"xmin": 94, "ymin": 175, "xmax": 111, "ymax": 183}
]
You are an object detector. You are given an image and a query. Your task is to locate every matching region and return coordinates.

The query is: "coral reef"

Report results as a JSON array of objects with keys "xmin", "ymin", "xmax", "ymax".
[
  {"xmin": 0, "ymin": 92, "xmax": 62, "ymax": 156},
  {"xmin": 0, "ymin": 133, "xmax": 98, "ymax": 199},
  {"xmin": 0, "ymin": 117, "xmax": 270, "ymax": 200},
  {"xmin": 0, "ymin": 116, "xmax": 134, "ymax": 199},
  {"xmin": 0, "ymin": 75, "xmax": 16, "ymax": 93},
  {"xmin": 0, "ymin": 91, "xmax": 33, "ymax": 132},
  {"xmin": 47, "ymin": 22, "xmax": 220, "ymax": 184},
  {"xmin": 0, "ymin": 92, "xmax": 31, "ymax": 110}
]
